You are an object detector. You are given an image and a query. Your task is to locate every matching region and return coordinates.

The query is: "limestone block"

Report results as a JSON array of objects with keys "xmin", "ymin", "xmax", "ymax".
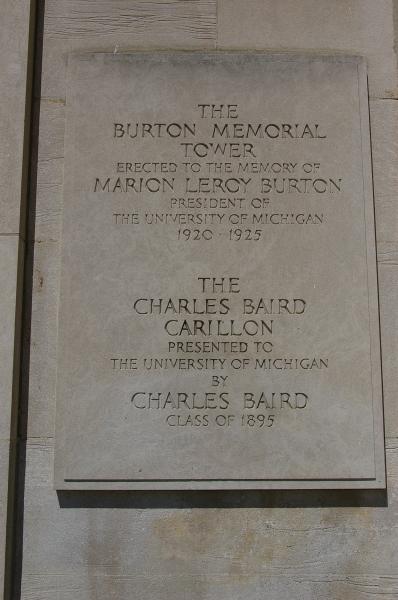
[
  {"xmin": 379, "ymin": 264, "xmax": 398, "ymax": 439},
  {"xmin": 370, "ymin": 100, "xmax": 398, "ymax": 245},
  {"xmin": 217, "ymin": 0, "xmax": 398, "ymax": 100},
  {"xmin": 33, "ymin": 100, "xmax": 65, "ymax": 242},
  {"xmin": 24, "ymin": 240, "xmax": 60, "ymax": 440},
  {"xmin": 0, "ymin": 439, "xmax": 14, "ymax": 599},
  {"xmin": 0, "ymin": 234, "xmax": 24, "ymax": 598},
  {"xmin": 20, "ymin": 442, "xmax": 398, "ymax": 600},
  {"xmin": 378, "ymin": 242, "xmax": 398, "ymax": 265},
  {"xmin": 0, "ymin": 235, "xmax": 23, "ymax": 441},
  {"xmin": 0, "ymin": 0, "xmax": 34, "ymax": 233},
  {"xmin": 41, "ymin": 0, "xmax": 217, "ymax": 100}
]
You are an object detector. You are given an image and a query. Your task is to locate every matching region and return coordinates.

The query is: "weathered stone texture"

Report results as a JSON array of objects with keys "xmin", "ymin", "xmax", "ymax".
[
  {"xmin": 379, "ymin": 264, "xmax": 398, "ymax": 440},
  {"xmin": 18, "ymin": 0, "xmax": 398, "ymax": 598},
  {"xmin": 217, "ymin": 0, "xmax": 398, "ymax": 100},
  {"xmin": 0, "ymin": 0, "xmax": 34, "ymax": 233},
  {"xmin": 33, "ymin": 100, "xmax": 65, "ymax": 242},
  {"xmin": 0, "ymin": 2, "xmax": 35, "ymax": 595},
  {"xmin": 0, "ymin": 439, "xmax": 14, "ymax": 600},
  {"xmin": 0, "ymin": 155, "xmax": 21, "ymax": 600},
  {"xmin": 0, "ymin": 236, "xmax": 24, "ymax": 599},
  {"xmin": 23, "ymin": 240, "xmax": 60, "ymax": 440},
  {"xmin": 0, "ymin": 237, "xmax": 23, "ymax": 441},
  {"xmin": 20, "ymin": 443, "xmax": 398, "ymax": 600},
  {"xmin": 370, "ymin": 100, "xmax": 398, "ymax": 244},
  {"xmin": 40, "ymin": 0, "xmax": 217, "ymax": 100}
]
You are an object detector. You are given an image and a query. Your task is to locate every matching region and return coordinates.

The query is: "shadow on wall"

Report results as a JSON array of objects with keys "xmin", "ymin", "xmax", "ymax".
[{"xmin": 57, "ymin": 489, "xmax": 387, "ymax": 509}]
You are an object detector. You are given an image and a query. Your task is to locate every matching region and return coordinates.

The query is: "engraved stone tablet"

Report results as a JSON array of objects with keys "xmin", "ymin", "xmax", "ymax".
[{"xmin": 55, "ymin": 53, "xmax": 385, "ymax": 489}]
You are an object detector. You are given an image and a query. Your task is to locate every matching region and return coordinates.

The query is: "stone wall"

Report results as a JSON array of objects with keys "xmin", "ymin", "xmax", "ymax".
[
  {"xmin": 0, "ymin": 0, "xmax": 35, "ymax": 596},
  {"xmin": 5, "ymin": 1, "xmax": 398, "ymax": 598}
]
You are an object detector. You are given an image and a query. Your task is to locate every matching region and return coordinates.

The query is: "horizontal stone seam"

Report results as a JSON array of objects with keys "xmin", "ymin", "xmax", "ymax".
[
  {"xmin": 0, "ymin": 233, "xmax": 25, "ymax": 239},
  {"xmin": 35, "ymin": 93, "xmax": 398, "ymax": 104}
]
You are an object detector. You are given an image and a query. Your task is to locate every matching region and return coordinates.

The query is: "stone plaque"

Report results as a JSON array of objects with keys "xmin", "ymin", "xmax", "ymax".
[{"xmin": 54, "ymin": 53, "xmax": 385, "ymax": 490}]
